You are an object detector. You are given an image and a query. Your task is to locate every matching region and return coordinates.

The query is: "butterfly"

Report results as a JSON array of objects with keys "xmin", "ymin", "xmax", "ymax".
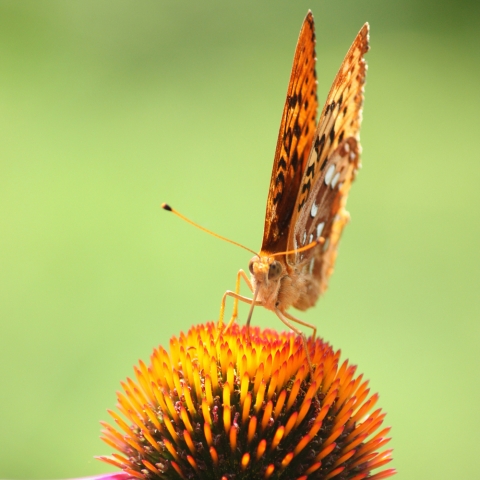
[{"xmin": 164, "ymin": 11, "xmax": 369, "ymax": 353}]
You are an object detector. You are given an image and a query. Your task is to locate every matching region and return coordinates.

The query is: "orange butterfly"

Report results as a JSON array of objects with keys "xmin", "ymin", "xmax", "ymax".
[{"xmin": 163, "ymin": 12, "xmax": 369, "ymax": 355}]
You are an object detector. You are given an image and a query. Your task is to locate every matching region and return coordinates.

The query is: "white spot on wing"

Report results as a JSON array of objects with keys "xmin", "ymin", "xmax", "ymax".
[
  {"xmin": 325, "ymin": 164, "xmax": 336, "ymax": 186},
  {"xmin": 323, "ymin": 238, "xmax": 330, "ymax": 252},
  {"xmin": 302, "ymin": 231, "xmax": 307, "ymax": 245},
  {"xmin": 309, "ymin": 258, "xmax": 315, "ymax": 274},
  {"xmin": 331, "ymin": 172, "xmax": 341, "ymax": 188},
  {"xmin": 309, "ymin": 233, "xmax": 313, "ymax": 244},
  {"xmin": 316, "ymin": 222, "xmax": 325, "ymax": 238},
  {"xmin": 310, "ymin": 202, "xmax": 318, "ymax": 218}
]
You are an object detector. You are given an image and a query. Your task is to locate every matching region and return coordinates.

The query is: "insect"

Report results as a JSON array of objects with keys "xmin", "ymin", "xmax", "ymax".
[{"xmin": 163, "ymin": 11, "xmax": 369, "ymax": 357}]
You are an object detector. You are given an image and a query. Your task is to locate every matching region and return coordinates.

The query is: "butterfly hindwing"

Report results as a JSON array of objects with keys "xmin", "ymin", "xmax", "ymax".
[{"xmin": 261, "ymin": 12, "xmax": 319, "ymax": 254}]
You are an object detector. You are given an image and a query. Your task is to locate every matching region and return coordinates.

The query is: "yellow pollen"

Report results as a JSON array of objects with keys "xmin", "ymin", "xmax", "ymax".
[
  {"xmin": 264, "ymin": 464, "xmax": 275, "ymax": 478},
  {"xmin": 295, "ymin": 398, "xmax": 312, "ymax": 427},
  {"xmin": 333, "ymin": 449, "xmax": 356, "ymax": 468},
  {"xmin": 273, "ymin": 389, "xmax": 287, "ymax": 419},
  {"xmin": 352, "ymin": 393, "xmax": 379, "ymax": 423},
  {"xmin": 333, "ymin": 407, "xmax": 354, "ymax": 432},
  {"xmin": 183, "ymin": 429, "xmax": 196, "ymax": 455},
  {"xmin": 324, "ymin": 425, "xmax": 345, "ymax": 448},
  {"xmin": 240, "ymin": 372, "xmax": 249, "ymax": 404},
  {"xmin": 171, "ymin": 461, "xmax": 185, "ymax": 479},
  {"xmin": 205, "ymin": 375, "xmax": 214, "ymax": 406},
  {"xmin": 253, "ymin": 363, "xmax": 264, "ymax": 395},
  {"xmin": 142, "ymin": 459, "xmax": 160, "ymax": 475},
  {"xmin": 163, "ymin": 417, "xmax": 179, "ymax": 443},
  {"xmin": 255, "ymin": 438, "xmax": 267, "ymax": 460},
  {"xmin": 324, "ymin": 466, "xmax": 345, "ymax": 480},
  {"xmin": 108, "ymin": 410, "xmax": 133, "ymax": 436},
  {"xmin": 203, "ymin": 421, "xmax": 213, "ymax": 447},
  {"xmin": 180, "ymin": 406, "xmax": 193, "ymax": 433},
  {"xmin": 308, "ymin": 420, "xmax": 323, "ymax": 438},
  {"xmin": 163, "ymin": 438, "xmax": 179, "ymax": 461},
  {"xmin": 264, "ymin": 353, "xmax": 273, "ymax": 380},
  {"xmin": 241, "ymin": 453, "xmax": 250, "ymax": 470},
  {"xmin": 254, "ymin": 380, "xmax": 266, "ymax": 413},
  {"xmin": 270, "ymin": 425, "xmax": 284, "ymax": 450},
  {"xmin": 261, "ymin": 401, "xmax": 273, "ymax": 431},
  {"xmin": 240, "ymin": 354, "xmax": 248, "ymax": 379},
  {"xmin": 227, "ymin": 363, "xmax": 234, "ymax": 390},
  {"xmin": 281, "ymin": 452, "xmax": 294, "ymax": 468},
  {"xmin": 209, "ymin": 446, "xmax": 218, "ymax": 466},
  {"xmin": 242, "ymin": 392, "xmax": 252, "ymax": 425},
  {"xmin": 293, "ymin": 433, "xmax": 312, "ymax": 455},
  {"xmin": 193, "ymin": 365, "xmax": 202, "ymax": 402},
  {"xmin": 247, "ymin": 349, "xmax": 257, "ymax": 377},
  {"xmin": 223, "ymin": 404, "xmax": 231, "ymax": 434},
  {"xmin": 266, "ymin": 370, "xmax": 278, "ymax": 400},
  {"xmin": 286, "ymin": 378, "xmax": 301, "ymax": 411},
  {"xmin": 186, "ymin": 455, "xmax": 199, "ymax": 472},
  {"xmin": 201, "ymin": 398, "xmax": 212, "ymax": 425},
  {"xmin": 305, "ymin": 462, "xmax": 322, "ymax": 475},
  {"xmin": 223, "ymin": 382, "xmax": 231, "ymax": 408},
  {"xmin": 169, "ymin": 336, "xmax": 180, "ymax": 367},
  {"xmin": 315, "ymin": 442, "xmax": 336, "ymax": 462},
  {"xmin": 162, "ymin": 363, "xmax": 175, "ymax": 392},
  {"xmin": 284, "ymin": 411, "xmax": 298, "ymax": 438},
  {"xmin": 209, "ymin": 358, "xmax": 219, "ymax": 391},
  {"xmin": 143, "ymin": 404, "xmax": 161, "ymax": 430},
  {"xmin": 229, "ymin": 424, "xmax": 237, "ymax": 452},
  {"xmin": 277, "ymin": 361, "xmax": 287, "ymax": 394},
  {"xmin": 247, "ymin": 415, "xmax": 257, "ymax": 443}
]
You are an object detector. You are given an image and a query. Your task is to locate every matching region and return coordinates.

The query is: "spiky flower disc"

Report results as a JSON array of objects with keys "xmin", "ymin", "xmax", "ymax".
[{"xmin": 98, "ymin": 322, "xmax": 395, "ymax": 479}]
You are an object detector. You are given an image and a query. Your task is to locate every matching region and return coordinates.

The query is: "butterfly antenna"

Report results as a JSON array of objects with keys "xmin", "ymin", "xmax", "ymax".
[
  {"xmin": 162, "ymin": 203, "xmax": 258, "ymax": 256},
  {"xmin": 270, "ymin": 236, "xmax": 326, "ymax": 258}
]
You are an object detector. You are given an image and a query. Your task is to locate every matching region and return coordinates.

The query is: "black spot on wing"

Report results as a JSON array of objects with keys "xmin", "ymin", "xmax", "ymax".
[
  {"xmin": 329, "ymin": 126, "xmax": 335, "ymax": 143},
  {"xmin": 302, "ymin": 178, "xmax": 311, "ymax": 195},
  {"xmin": 293, "ymin": 122, "xmax": 301, "ymax": 138},
  {"xmin": 306, "ymin": 163, "xmax": 314, "ymax": 178},
  {"xmin": 275, "ymin": 171, "xmax": 285, "ymax": 186},
  {"xmin": 320, "ymin": 157, "xmax": 328, "ymax": 171},
  {"xmin": 314, "ymin": 134, "xmax": 325, "ymax": 159},
  {"xmin": 291, "ymin": 149, "xmax": 299, "ymax": 171},
  {"xmin": 278, "ymin": 156, "xmax": 287, "ymax": 170},
  {"xmin": 338, "ymin": 130, "xmax": 344, "ymax": 143},
  {"xmin": 288, "ymin": 93, "xmax": 297, "ymax": 108}
]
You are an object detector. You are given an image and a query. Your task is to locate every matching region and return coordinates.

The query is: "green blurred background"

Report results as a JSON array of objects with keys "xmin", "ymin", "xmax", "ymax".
[{"xmin": 1, "ymin": 0, "xmax": 479, "ymax": 478}]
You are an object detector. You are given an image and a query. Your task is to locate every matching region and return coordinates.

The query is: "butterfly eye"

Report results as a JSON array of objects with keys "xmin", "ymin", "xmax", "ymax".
[
  {"xmin": 268, "ymin": 261, "xmax": 283, "ymax": 280},
  {"xmin": 248, "ymin": 259, "xmax": 255, "ymax": 274}
]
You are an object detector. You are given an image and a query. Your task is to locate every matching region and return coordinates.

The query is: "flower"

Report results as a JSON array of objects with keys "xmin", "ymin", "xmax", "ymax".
[{"xmin": 98, "ymin": 322, "xmax": 395, "ymax": 479}]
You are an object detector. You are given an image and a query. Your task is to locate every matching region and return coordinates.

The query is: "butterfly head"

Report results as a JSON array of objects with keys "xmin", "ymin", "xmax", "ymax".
[{"xmin": 249, "ymin": 255, "xmax": 283, "ymax": 283}]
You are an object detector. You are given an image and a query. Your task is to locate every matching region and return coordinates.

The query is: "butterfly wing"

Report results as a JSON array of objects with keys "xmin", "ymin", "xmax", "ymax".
[
  {"xmin": 260, "ymin": 11, "xmax": 319, "ymax": 254},
  {"xmin": 288, "ymin": 23, "xmax": 370, "ymax": 298}
]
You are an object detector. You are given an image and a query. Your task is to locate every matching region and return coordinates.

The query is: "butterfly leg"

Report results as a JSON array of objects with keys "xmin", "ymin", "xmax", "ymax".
[
  {"xmin": 282, "ymin": 310, "xmax": 317, "ymax": 341},
  {"xmin": 217, "ymin": 269, "xmax": 254, "ymax": 335},
  {"xmin": 275, "ymin": 309, "xmax": 314, "ymax": 376}
]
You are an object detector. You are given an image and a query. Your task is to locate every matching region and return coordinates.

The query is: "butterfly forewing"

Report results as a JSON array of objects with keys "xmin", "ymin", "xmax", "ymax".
[
  {"xmin": 287, "ymin": 23, "xmax": 369, "ymax": 301},
  {"xmin": 261, "ymin": 12, "xmax": 319, "ymax": 254}
]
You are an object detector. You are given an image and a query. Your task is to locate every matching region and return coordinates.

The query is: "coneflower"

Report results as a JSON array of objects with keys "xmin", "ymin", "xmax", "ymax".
[{"xmin": 98, "ymin": 322, "xmax": 395, "ymax": 479}]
